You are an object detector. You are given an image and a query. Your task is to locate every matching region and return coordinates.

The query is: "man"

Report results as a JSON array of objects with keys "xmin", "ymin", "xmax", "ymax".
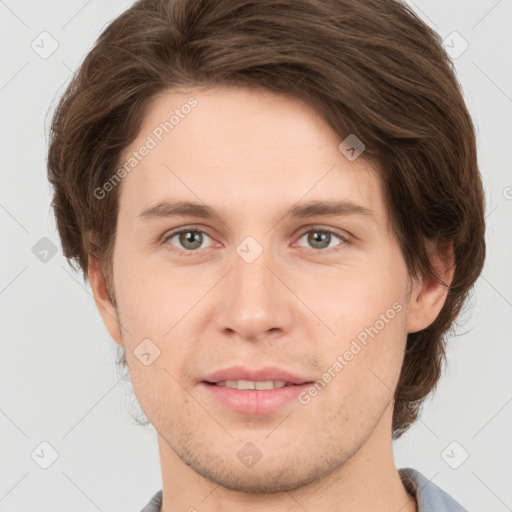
[{"xmin": 47, "ymin": 0, "xmax": 485, "ymax": 510}]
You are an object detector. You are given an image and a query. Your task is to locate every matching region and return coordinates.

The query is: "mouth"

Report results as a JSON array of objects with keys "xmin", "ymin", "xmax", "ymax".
[
  {"xmin": 199, "ymin": 366, "xmax": 316, "ymax": 414},
  {"xmin": 199, "ymin": 379, "xmax": 315, "ymax": 415}
]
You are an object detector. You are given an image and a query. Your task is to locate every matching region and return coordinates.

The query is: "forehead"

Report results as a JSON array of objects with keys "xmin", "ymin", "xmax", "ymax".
[{"xmin": 117, "ymin": 86, "xmax": 385, "ymax": 223}]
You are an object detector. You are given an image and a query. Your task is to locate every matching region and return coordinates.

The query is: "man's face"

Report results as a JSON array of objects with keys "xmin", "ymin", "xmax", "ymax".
[{"xmin": 106, "ymin": 86, "xmax": 413, "ymax": 492}]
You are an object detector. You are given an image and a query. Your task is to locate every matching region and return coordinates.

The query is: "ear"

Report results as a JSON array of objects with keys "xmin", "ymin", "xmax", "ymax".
[
  {"xmin": 88, "ymin": 255, "xmax": 123, "ymax": 345},
  {"xmin": 406, "ymin": 239, "xmax": 455, "ymax": 333}
]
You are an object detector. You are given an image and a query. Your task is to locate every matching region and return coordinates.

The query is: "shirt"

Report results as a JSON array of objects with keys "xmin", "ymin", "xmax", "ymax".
[{"xmin": 139, "ymin": 467, "xmax": 468, "ymax": 511}]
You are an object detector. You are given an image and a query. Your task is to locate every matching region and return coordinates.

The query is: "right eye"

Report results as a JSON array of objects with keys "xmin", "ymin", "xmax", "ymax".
[{"xmin": 163, "ymin": 227, "xmax": 216, "ymax": 256}]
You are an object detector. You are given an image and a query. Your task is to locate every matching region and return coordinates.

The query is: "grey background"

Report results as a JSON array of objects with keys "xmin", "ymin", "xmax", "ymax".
[{"xmin": 1, "ymin": 1, "xmax": 511, "ymax": 510}]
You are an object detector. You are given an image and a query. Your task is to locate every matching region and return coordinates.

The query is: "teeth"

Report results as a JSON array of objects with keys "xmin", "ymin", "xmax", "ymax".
[{"xmin": 214, "ymin": 380, "xmax": 288, "ymax": 390}]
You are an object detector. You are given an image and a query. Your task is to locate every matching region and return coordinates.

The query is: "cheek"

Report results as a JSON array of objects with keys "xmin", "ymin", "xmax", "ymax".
[
  {"xmin": 313, "ymin": 255, "xmax": 410, "ymax": 398},
  {"xmin": 318, "ymin": 257, "xmax": 409, "ymax": 341},
  {"xmin": 311, "ymin": 304, "xmax": 408, "ymax": 436},
  {"xmin": 327, "ymin": 300, "xmax": 408, "ymax": 384},
  {"xmin": 113, "ymin": 249, "xmax": 191, "ymax": 335}
]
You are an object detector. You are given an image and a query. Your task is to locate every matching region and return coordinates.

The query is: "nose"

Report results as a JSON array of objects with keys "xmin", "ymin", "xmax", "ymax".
[{"xmin": 214, "ymin": 239, "xmax": 294, "ymax": 343}]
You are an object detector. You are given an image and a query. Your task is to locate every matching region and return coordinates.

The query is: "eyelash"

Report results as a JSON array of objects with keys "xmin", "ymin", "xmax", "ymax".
[{"xmin": 162, "ymin": 225, "xmax": 350, "ymax": 258}]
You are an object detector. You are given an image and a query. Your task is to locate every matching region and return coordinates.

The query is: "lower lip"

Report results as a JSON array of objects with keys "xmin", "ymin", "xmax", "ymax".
[{"xmin": 200, "ymin": 382, "xmax": 312, "ymax": 415}]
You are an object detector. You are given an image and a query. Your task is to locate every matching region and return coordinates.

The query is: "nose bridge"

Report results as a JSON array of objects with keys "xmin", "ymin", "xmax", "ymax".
[
  {"xmin": 231, "ymin": 234, "xmax": 278, "ymax": 307},
  {"xmin": 216, "ymin": 234, "xmax": 291, "ymax": 339}
]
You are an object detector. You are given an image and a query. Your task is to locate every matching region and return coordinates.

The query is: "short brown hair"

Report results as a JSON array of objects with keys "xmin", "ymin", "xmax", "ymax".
[{"xmin": 47, "ymin": 0, "xmax": 486, "ymax": 438}]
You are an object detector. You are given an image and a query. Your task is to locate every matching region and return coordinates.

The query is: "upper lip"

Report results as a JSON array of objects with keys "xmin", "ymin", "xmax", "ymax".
[{"xmin": 202, "ymin": 366, "xmax": 313, "ymax": 385}]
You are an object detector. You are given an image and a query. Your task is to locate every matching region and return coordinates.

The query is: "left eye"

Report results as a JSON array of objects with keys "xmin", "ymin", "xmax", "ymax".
[{"xmin": 296, "ymin": 229, "xmax": 346, "ymax": 250}]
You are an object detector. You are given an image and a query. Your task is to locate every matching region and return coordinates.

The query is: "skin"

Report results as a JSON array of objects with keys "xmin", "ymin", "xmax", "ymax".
[{"xmin": 89, "ymin": 86, "xmax": 453, "ymax": 512}]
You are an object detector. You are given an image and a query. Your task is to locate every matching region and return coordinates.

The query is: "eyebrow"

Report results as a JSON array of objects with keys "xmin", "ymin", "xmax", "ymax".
[{"xmin": 138, "ymin": 199, "xmax": 376, "ymax": 223}]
